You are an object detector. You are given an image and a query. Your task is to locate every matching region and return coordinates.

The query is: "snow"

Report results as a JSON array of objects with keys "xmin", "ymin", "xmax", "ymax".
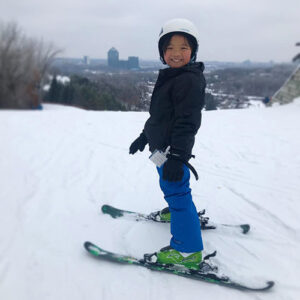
[
  {"xmin": 0, "ymin": 99, "xmax": 300, "ymax": 300},
  {"xmin": 56, "ymin": 75, "xmax": 71, "ymax": 84},
  {"xmin": 43, "ymin": 75, "xmax": 71, "ymax": 91}
]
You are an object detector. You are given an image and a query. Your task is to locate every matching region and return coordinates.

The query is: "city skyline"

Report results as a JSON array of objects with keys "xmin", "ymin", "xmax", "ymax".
[
  {"xmin": 1, "ymin": 0, "xmax": 299, "ymax": 62},
  {"xmin": 107, "ymin": 47, "xmax": 140, "ymax": 69}
]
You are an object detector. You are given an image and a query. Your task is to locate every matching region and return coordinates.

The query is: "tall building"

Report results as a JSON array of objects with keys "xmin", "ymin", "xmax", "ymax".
[
  {"xmin": 107, "ymin": 47, "xmax": 139, "ymax": 70},
  {"xmin": 83, "ymin": 56, "xmax": 90, "ymax": 65},
  {"xmin": 108, "ymin": 47, "xmax": 119, "ymax": 68},
  {"xmin": 128, "ymin": 56, "xmax": 139, "ymax": 70}
]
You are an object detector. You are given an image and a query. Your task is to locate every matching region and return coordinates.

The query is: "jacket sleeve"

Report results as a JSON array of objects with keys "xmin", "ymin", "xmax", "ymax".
[{"xmin": 170, "ymin": 72, "xmax": 206, "ymax": 160}]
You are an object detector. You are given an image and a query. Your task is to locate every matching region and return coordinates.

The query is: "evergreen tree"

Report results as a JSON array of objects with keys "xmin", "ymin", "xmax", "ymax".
[
  {"xmin": 46, "ymin": 76, "xmax": 62, "ymax": 103},
  {"xmin": 61, "ymin": 83, "xmax": 74, "ymax": 104},
  {"xmin": 205, "ymin": 93, "xmax": 217, "ymax": 110}
]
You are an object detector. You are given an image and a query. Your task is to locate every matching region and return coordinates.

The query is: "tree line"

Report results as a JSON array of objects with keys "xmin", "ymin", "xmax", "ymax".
[
  {"xmin": 44, "ymin": 73, "xmax": 218, "ymax": 111},
  {"xmin": 44, "ymin": 75, "xmax": 127, "ymax": 111},
  {"xmin": 206, "ymin": 64, "xmax": 295, "ymax": 97}
]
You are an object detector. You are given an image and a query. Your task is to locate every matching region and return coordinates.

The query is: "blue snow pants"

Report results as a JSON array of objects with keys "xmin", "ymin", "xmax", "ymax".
[{"xmin": 157, "ymin": 164, "xmax": 203, "ymax": 253}]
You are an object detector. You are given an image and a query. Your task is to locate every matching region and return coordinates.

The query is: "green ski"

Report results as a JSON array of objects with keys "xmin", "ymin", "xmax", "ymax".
[
  {"xmin": 84, "ymin": 241, "xmax": 274, "ymax": 291},
  {"xmin": 101, "ymin": 204, "xmax": 250, "ymax": 234}
]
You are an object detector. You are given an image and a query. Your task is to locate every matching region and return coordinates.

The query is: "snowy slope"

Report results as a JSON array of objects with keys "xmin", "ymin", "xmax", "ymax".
[{"xmin": 0, "ymin": 100, "xmax": 300, "ymax": 300}]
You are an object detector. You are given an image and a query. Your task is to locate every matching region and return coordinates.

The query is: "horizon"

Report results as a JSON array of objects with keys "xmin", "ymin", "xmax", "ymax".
[
  {"xmin": 55, "ymin": 55, "xmax": 294, "ymax": 64},
  {"xmin": 1, "ymin": 0, "xmax": 299, "ymax": 63}
]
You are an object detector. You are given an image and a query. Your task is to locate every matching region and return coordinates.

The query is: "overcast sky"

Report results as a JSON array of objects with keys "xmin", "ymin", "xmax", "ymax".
[{"xmin": 0, "ymin": 0, "xmax": 299, "ymax": 62}]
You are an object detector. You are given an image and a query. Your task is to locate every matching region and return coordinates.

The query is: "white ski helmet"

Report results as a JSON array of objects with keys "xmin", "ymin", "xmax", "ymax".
[{"xmin": 158, "ymin": 18, "xmax": 200, "ymax": 64}]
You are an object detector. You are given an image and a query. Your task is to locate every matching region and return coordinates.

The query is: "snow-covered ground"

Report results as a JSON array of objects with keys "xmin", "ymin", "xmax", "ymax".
[{"xmin": 0, "ymin": 100, "xmax": 300, "ymax": 300}]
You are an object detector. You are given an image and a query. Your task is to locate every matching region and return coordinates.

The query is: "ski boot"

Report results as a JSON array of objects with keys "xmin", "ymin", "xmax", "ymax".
[
  {"xmin": 144, "ymin": 246, "xmax": 218, "ymax": 273},
  {"xmin": 158, "ymin": 207, "xmax": 171, "ymax": 222},
  {"xmin": 155, "ymin": 246, "xmax": 202, "ymax": 270},
  {"xmin": 151, "ymin": 207, "xmax": 210, "ymax": 227}
]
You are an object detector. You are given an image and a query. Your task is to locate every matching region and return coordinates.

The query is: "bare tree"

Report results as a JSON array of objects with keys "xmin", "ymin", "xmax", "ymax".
[{"xmin": 0, "ymin": 21, "xmax": 60, "ymax": 109}]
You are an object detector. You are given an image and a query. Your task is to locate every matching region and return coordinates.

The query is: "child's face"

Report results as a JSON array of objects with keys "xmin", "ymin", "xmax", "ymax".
[{"xmin": 163, "ymin": 34, "xmax": 192, "ymax": 68}]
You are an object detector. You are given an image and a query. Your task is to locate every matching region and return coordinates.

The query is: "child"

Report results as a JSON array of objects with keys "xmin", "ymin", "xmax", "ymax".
[{"xmin": 129, "ymin": 18, "xmax": 206, "ymax": 270}]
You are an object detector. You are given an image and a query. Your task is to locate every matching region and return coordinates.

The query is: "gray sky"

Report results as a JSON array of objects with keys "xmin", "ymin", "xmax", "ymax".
[{"xmin": 0, "ymin": 0, "xmax": 299, "ymax": 62}]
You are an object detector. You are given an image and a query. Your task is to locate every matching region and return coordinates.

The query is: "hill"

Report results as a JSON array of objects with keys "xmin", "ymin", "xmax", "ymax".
[{"xmin": 0, "ymin": 101, "xmax": 299, "ymax": 299}]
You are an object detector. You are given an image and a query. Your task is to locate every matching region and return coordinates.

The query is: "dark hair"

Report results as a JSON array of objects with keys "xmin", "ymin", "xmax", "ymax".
[{"xmin": 158, "ymin": 32, "xmax": 198, "ymax": 64}]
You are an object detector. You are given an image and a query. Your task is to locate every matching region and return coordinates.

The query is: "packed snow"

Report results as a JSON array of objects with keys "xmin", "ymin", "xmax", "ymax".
[{"xmin": 0, "ymin": 99, "xmax": 300, "ymax": 300}]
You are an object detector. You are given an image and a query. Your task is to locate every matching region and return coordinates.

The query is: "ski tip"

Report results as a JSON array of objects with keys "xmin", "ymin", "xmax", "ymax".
[
  {"xmin": 252, "ymin": 281, "xmax": 275, "ymax": 291},
  {"xmin": 266, "ymin": 281, "xmax": 275, "ymax": 289},
  {"xmin": 84, "ymin": 241, "xmax": 93, "ymax": 251},
  {"xmin": 259, "ymin": 281, "xmax": 275, "ymax": 291},
  {"xmin": 240, "ymin": 224, "xmax": 250, "ymax": 234},
  {"xmin": 233, "ymin": 280, "xmax": 275, "ymax": 292},
  {"xmin": 101, "ymin": 204, "xmax": 110, "ymax": 213},
  {"xmin": 84, "ymin": 241, "xmax": 104, "ymax": 256},
  {"xmin": 101, "ymin": 204, "xmax": 124, "ymax": 218}
]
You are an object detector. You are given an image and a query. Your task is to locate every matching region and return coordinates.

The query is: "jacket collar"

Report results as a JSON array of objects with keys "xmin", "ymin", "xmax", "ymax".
[{"xmin": 158, "ymin": 62, "xmax": 205, "ymax": 82}]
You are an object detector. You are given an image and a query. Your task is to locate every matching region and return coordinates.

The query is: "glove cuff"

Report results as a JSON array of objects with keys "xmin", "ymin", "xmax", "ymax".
[{"xmin": 139, "ymin": 131, "xmax": 148, "ymax": 145}]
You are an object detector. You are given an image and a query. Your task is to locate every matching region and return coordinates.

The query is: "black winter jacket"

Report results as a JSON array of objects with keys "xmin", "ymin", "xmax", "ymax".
[{"xmin": 143, "ymin": 62, "xmax": 206, "ymax": 161}]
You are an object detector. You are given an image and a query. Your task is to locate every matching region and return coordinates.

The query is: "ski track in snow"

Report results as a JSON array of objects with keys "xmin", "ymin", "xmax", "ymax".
[
  {"xmin": 0, "ymin": 102, "xmax": 300, "ymax": 300},
  {"xmin": 224, "ymin": 185, "xmax": 295, "ymax": 233}
]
